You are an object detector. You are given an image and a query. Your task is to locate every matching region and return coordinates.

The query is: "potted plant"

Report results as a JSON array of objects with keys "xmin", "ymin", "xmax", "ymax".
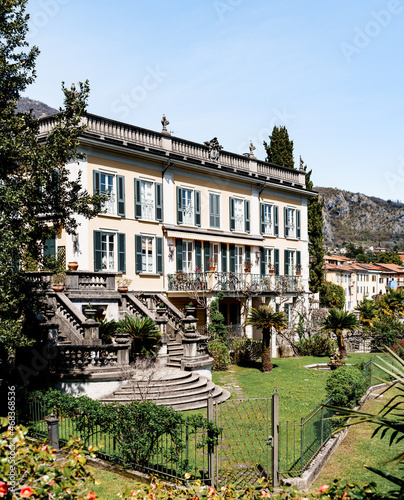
[
  {"xmin": 244, "ymin": 259, "xmax": 252, "ymax": 272},
  {"xmin": 67, "ymin": 261, "xmax": 78, "ymax": 271},
  {"xmin": 156, "ymin": 302, "xmax": 166, "ymax": 315},
  {"xmin": 295, "ymin": 264, "xmax": 302, "ymax": 276},
  {"xmin": 185, "ymin": 301, "xmax": 197, "ymax": 317},
  {"xmin": 207, "ymin": 257, "xmax": 217, "ymax": 271},
  {"xmin": 268, "ymin": 263, "xmax": 275, "ymax": 275},
  {"xmin": 116, "ymin": 276, "xmax": 131, "ymax": 293},
  {"xmin": 83, "ymin": 302, "xmax": 97, "ymax": 319},
  {"xmin": 50, "ymin": 272, "xmax": 67, "ymax": 292}
]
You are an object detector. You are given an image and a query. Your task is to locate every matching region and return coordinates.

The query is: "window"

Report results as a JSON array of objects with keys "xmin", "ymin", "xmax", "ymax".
[
  {"xmin": 209, "ymin": 193, "xmax": 220, "ymax": 228},
  {"xmin": 135, "ymin": 179, "xmax": 163, "ymax": 221},
  {"xmin": 94, "ymin": 231, "xmax": 125, "ymax": 272},
  {"xmin": 94, "ymin": 171, "xmax": 125, "ymax": 217},
  {"xmin": 135, "ymin": 235, "xmax": 163, "ymax": 274},
  {"xmin": 211, "ymin": 243, "xmax": 220, "ymax": 269},
  {"xmin": 284, "ymin": 207, "xmax": 301, "ymax": 239},
  {"xmin": 183, "ymin": 240, "xmax": 193, "ymax": 272},
  {"xmin": 261, "ymin": 248, "xmax": 279, "ymax": 275},
  {"xmin": 235, "ymin": 246, "xmax": 243, "ymax": 274},
  {"xmin": 230, "ymin": 198, "xmax": 250, "ymax": 233},
  {"xmin": 284, "ymin": 249, "xmax": 301, "ymax": 276},
  {"xmin": 177, "ymin": 187, "xmax": 201, "ymax": 226}
]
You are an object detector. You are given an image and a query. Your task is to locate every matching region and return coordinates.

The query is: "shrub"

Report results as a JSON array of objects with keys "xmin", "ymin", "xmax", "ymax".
[
  {"xmin": 208, "ymin": 340, "xmax": 230, "ymax": 371},
  {"xmin": 325, "ymin": 365, "xmax": 368, "ymax": 408},
  {"xmin": 97, "ymin": 318, "xmax": 119, "ymax": 344},
  {"xmin": 118, "ymin": 315, "xmax": 161, "ymax": 357},
  {"xmin": 231, "ymin": 338, "xmax": 262, "ymax": 365},
  {"xmin": 390, "ymin": 339, "xmax": 404, "ymax": 358},
  {"xmin": 319, "ymin": 281, "xmax": 345, "ymax": 309},
  {"xmin": 208, "ymin": 293, "xmax": 228, "ymax": 343},
  {"xmin": 296, "ymin": 334, "xmax": 336, "ymax": 357}
]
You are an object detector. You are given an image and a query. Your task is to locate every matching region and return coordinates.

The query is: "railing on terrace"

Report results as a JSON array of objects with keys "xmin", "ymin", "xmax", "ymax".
[
  {"xmin": 167, "ymin": 272, "xmax": 301, "ymax": 293},
  {"xmin": 56, "ymin": 344, "xmax": 130, "ymax": 371},
  {"xmin": 27, "ymin": 397, "xmax": 214, "ymax": 485},
  {"xmin": 38, "ymin": 114, "xmax": 307, "ymax": 185}
]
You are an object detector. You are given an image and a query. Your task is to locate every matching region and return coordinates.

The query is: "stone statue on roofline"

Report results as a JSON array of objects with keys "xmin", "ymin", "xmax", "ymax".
[
  {"xmin": 204, "ymin": 137, "xmax": 223, "ymax": 161},
  {"xmin": 161, "ymin": 114, "xmax": 171, "ymax": 136}
]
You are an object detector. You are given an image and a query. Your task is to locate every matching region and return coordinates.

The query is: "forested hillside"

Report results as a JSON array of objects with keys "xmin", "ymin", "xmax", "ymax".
[{"xmin": 16, "ymin": 97, "xmax": 57, "ymax": 118}]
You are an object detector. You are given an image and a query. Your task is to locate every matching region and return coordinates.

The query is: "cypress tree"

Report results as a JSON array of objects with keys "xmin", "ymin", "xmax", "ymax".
[{"xmin": 263, "ymin": 125, "xmax": 295, "ymax": 169}]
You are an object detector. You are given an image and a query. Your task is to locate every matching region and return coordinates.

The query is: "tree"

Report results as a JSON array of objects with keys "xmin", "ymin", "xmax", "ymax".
[
  {"xmin": 355, "ymin": 298, "xmax": 380, "ymax": 327},
  {"xmin": 374, "ymin": 251, "xmax": 402, "ymax": 266},
  {"xmin": 263, "ymin": 125, "xmax": 295, "ymax": 169},
  {"xmin": 305, "ymin": 165, "xmax": 325, "ymax": 292},
  {"xmin": 0, "ymin": 1, "xmax": 103, "ymax": 361},
  {"xmin": 378, "ymin": 289, "xmax": 404, "ymax": 317},
  {"xmin": 321, "ymin": 308, "xmax": 359, "ymax": 359},
  {"xmin": 319, "ymin": 281, "xmax": 345, "ymax": 309},
  {"xmin": 246, "ymin": 305, "xmax": 287, "ymax": 372}
]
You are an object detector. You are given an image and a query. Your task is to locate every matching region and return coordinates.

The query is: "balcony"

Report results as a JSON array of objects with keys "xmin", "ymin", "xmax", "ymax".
[{"xmin": 167, "ymin": 272, "xmax": 301, "ymax": 294}]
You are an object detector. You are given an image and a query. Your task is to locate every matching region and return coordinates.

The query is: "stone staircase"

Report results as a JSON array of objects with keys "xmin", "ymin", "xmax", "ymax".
[
  {"xmin": 101, "ymin": 367, "xmax": 230, "ymax": 411},
  {"xmin": 166, "ymin": 339, "xmax": 184, "ymax": 368}
]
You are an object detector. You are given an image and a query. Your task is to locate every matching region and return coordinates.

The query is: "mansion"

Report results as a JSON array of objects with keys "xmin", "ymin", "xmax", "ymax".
[{"xmin": 39, "ymin": 113, "xmax": 315, "ymax": 342}]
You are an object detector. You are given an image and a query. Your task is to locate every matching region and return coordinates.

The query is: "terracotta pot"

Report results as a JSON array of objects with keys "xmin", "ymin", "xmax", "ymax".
[
  {"xmin": 117, "ymin": 286, "xmax": 128, "ymax": 293},
  {"xmin": 209, "ymin": 266, "xmax": 216, "ymax": 271},
  {"xmin": 51, "ymin": 284, "xmax": 64, "ymax": 292},
  {"xmin": 68, "ymin": 261, "xmax": 78, "ymax": 271},
  {"xmin": 269, "ymin": 270, "xmax": 275, "ymax": 274}
]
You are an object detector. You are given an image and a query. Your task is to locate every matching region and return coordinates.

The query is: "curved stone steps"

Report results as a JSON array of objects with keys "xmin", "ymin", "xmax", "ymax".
[{"xmin": 101, "ymin": 367, "xmax": 230, "ymax": 411}]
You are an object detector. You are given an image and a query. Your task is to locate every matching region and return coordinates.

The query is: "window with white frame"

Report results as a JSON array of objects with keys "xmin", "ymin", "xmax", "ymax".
[
  {"xmin": 183, "ymin": 240, "xmax": 193, "ymax": 273},
  {"xmin": 101, "ymin": 232, "xmax": 115, "ymax": 270},
  {"xmin": 177, "ymin": 187, "xmax": 201, "ymax": 227},
  {"xmin": 94, "ymin": 171, "xmax": 125, "ymax": 217},
  {"xmin": 262, "ymin": 204, "xmax": 273, "ymax": 235},
  {"xmin": 211, "ymin": 243, "xmax": 220, "ymax": 270},
  {"xmin": 284, "ymin": 249, "xmax": 301, "ymax": 276},
  {"xmin": 141, "ymin": 180, "xmax": 154, "ymax": 220},
  {"xmin": 234, "ymin": 199, "xmax": 244, "ymax": 232},
  {"xmin": 100, "ymin": 173, "xmax": 115, "ymax": 215},
  {"xmin": 142, "ymin": 236, "xmax": 154, "ymax": 273},
  {"xmin": 284, "ymin": 208, "xmax": 295, "ymax": 238},
  {"xmin": 235, "ymin": 246, "xmax": 243, "ymax": 274},
  {"xmin": 135, "ymin": 234, "xmax": 163, "ymax": 274},
  {"xmin": 209, "ymin": 193, "xmax": 220, "ymax": 228},
  {"xmin": 264, "ymin": 248, "xmax": 273, "ymax": 274}
]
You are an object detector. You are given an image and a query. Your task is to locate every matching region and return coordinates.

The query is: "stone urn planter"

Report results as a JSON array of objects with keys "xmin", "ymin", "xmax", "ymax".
[
  {"xmin": 68, "ymin": 261, "xmax": 78, "ymax": 271},
  {"xmin": 83, "ymin": 307, "xmax": 97, "ymax": 319},
  {"xmin": 185, "ymin": 305, "xmax": 197, "ymax": 318},
  {"xmin": 51, "ymin": 284, "xmax": 64, "ymax": 292},
  {"xmin": 117, "ymin": 286, "xmax": 128, "ymax": 293}
]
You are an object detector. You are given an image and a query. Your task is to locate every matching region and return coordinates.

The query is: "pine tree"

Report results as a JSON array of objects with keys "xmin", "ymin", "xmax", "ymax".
[
  {"xmin": 305, "ymin": 167, "xmax": 325, "ymax": 292},
  {"xmin": 0, "ymin": 0, "xmax": 103, "ymax": 356},
  {"xmin": 263, "ymin": 125, "xmax": 295, "ymax": 169}
]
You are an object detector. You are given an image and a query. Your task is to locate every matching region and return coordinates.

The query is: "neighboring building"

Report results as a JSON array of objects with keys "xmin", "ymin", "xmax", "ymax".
[
  {"xmin": 39, "ymin": 113, "xmax": 315, "ymax": 341},
  {"xmin": 324, "ymin": 256, "xmax": 404, "ymax": 311}
]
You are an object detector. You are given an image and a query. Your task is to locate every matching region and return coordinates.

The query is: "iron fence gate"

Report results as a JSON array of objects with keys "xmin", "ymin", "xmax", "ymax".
[{"xmin": 213, "ymin": 397, "xmax": 274, "ymax": 487}]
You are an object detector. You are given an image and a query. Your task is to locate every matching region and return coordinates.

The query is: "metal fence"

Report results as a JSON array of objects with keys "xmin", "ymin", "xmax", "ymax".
[{"xmin": 27, "ymin": 398, "xmax": 214, "ymax": 485}]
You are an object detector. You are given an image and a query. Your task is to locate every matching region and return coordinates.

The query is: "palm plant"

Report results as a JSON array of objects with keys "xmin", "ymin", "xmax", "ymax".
[
  {"xmin": 246, "ymin": 305, "xmax": 287, "ymax": 372},
  {"xmin": 118, "ymin": 315, "xmax": 161, "ymax": 357},
  {"xmin": 321, "ymin": 308, "xmax": 359, "ymax": 359},
  {"xmin": 355, "ymin": 298, "xmax": 380, "ymax": 327},
  {"xmin": 379, "ymin": 289, "xmax": 404, "ymax": 317},
  {"xmin": 327, "ymin": 347, "xmax": 404, "ymax": 498}
]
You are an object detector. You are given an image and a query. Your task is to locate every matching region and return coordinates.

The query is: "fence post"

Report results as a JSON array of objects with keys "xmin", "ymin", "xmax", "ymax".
[
  {"xmin": 369, "ymin": 359, "xmax": 372, "ymax": 387},
  {"xmin": 271, "ymin": 388, "xmax": 279, "ymax": 488},
  {"xmin": 207, "ymin": 396, "xmax": 215, "ymax": 487},
  {"xmin": 45, "ymin": 413, "xmax": 60, "ymax": 458}
]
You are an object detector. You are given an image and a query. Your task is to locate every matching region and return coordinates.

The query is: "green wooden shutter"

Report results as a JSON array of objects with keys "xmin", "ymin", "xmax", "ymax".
[
  {"xmin": 93, "ymin": 171, "xmax": 100, "ymax": 195},
  {"xmin": 274, "ymin": 206, "xmax": 279, "ymax": 236},
  {"xmin": 260, "ymin": 203, "xmax": 265, "ymax": 234},
  {"xmin": 296, "ymin": 209, "xmax": 301, "ymax": 239},
  {"xmin": 195, "ymin": 240, "xmax": 202, "ymax": 270},
  {"xmin": 155, "ymin": 183, "xmax": 163, "ymax": 221},
  {"xmin": 229, "ymin": 197, "xmax": 235, "ymax": 231},
  {"xmin": 118, "ymin": 233, "xmax": 126, "ymax": 272},
  {"xmin": 204, "ymin": 241, "xmax": 210, "ymax": 272},
  {"xmin": 176, "ymin": 238, "xmax": 183, "ymax": 272},
  {"xmin": 284, "ymin": 207, "xmax": 289, "ymax": 237},
  {"xmin": 229, "ymin": 244, "xmax": 236, "ymax": 272},
  {"xmin": 135, "ymin": 235, "xmax": 142, "ymax": 273},
  {"xmin": 261, "ymin": 248, "xmax": 266, "ymax": 275},
  {"xmin": 221, "ymin": 243, "xmax": 227, "ymax": 272},
  {"xmin": 209, "ymin": 194, "xmax": 215, "ymax": 227},
  {"xmin": 177, "ymin": 187, "xmax": 183, "ymax": 224},
  {"xmin": 244, "ymin": 200, "xmax": 250, "ymax": 233},
  {"xmin": 135, "ymin": 179, "xmax": 142, "ymax": 219},
  {"xmin": 44, "ymin": 238, "xmax": 56, "ymax": 258},
  {"xmin": 94, "ymin": 231, "xmax": 102, "ymax": 271},
  {"xmin": 284, "ymin": 249, "xmax": 290, "ymax": 275},
  {"xmin": 274, "ymin": 248, "xmax": 279, "ymax": 276},
  {"xmin": 195, "ymin": 190, "xmax": 201, "ymax": 227},
  {"xmin": 296, "ymin": 250, "xmax": 301, "ymax": 272},
  {"xmin": 156, "ymin": 237, "xmax": 163, "ymax": 274},
  {"xmin": 245, "ymin": 245, "xmax": 251, "ymax": 266},
  {"xmin": 117, "ymin": 175, "xmax": 125, "ymax": 217}
]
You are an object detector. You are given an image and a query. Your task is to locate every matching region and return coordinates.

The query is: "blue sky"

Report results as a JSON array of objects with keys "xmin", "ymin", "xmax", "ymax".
[{"xmin": 24, "ymin": 0, "xmax": 404, "ymax": 201}]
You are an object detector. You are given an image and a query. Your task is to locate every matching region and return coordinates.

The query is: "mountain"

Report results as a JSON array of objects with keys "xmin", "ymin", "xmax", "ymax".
[
  {"xmin": 16, "ymin": 97, "xmax": 58, "ymax": 118},
  {"xmin": 317, "ymin": 187, "xmax": 404, "ymax": 249}
]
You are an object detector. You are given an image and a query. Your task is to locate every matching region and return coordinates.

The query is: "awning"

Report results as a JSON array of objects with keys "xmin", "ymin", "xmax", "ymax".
[{"xmin": 164, "ymin": 228, "xmax": 264, "ymax": 247}]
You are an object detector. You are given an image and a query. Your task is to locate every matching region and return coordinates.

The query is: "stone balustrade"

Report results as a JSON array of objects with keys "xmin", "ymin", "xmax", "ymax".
[
  {"xmin": 57, "ymin": 344, "xmax": 130, "ymax": 371},
  {"xmin": 38, "ymin": 113, "xmax": 306, "ymax": 186}
]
